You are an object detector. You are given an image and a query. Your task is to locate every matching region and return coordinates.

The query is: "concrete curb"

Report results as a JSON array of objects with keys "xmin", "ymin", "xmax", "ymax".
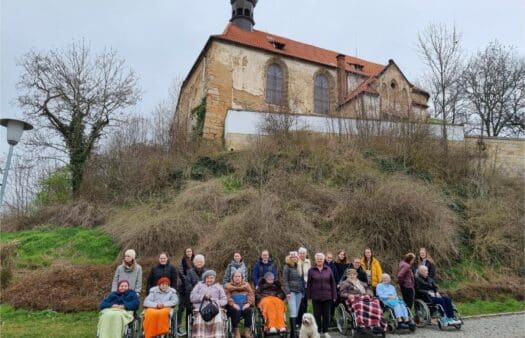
[{"xmin": 462, "ymin": 311, "xmax": 525, "ymax": 320}]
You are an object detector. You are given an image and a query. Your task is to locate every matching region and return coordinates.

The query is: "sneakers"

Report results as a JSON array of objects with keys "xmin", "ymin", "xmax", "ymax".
[
  {"xmin": 323, "ymin": 333, "xmax": 331, "ymax": 338},
  {"xmin": 176, "ymin": 328, "xmax": 187, "ymax": 336},
  {"xmin": 450, "ymin": 318, "xmax": 462, "ymax": 325},
  {"xmin": 279, "ymin": 327, "xmax": 286, "ymax": 332},
  {"xmin": 268, "ymin": 327, "xmax": 277, "ymax": 333},
  {"xmin": 440, "ymin": 317, "xmax": 449, "ymax": 326}
]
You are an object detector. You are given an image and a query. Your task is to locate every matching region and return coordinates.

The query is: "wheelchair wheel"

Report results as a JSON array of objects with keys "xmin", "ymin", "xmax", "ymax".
[
  {"xmin": 186, "ymin": 313, "xmax": 193, "ymax": 338},
  {"xmin": 414, "ymin": 299, "xmax": 430, "ymax": 327},
  {"xmin": 254, "ymin": 308, "xmax": 265, "ymax": 338},
  {"xmin": 453, "ymin": 307, "xmax": 463, "ymax": 330},
  {"xmin": 382, "ymin": 307, "xmax": 397, "ymax": 333},
  {"xmin": 225, "ymin": 315, "xmax": 232, "ymax": 338},
  {"xmin": 334, "ymin": 303, "xmax": 348, "ymax": 335}
]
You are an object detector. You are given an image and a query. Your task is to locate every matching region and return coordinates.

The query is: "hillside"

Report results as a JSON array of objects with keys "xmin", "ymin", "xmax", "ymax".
[{"xmin": 1, "ymin": 130, "xmax": 524, "ymax": 312}]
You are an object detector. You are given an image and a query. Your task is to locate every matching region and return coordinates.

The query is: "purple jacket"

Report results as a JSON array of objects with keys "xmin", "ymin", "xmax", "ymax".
[
  {"xmin": 397, "ymin": 261, "xmax": 414, "ymax": 289},
  {"xmin": 307, "ymin": 266, "xmax": 337, "ymax": 301}
]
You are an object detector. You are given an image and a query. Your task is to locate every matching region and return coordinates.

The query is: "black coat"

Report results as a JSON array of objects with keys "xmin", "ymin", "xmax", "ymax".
[
  {"xmin": 415, "ymin": 275, "xmax": 438, "ymax": 303},
  {"xmin": 255, "ymin": 279, "xmax": 286, "ymax": 304},
  {"xmin": 185, "ymin": 267, "xmax": 208, "ymax": 296},
  {"xmin": 146, "ymin": 261, "xmax": 181, "ymax": 294}
]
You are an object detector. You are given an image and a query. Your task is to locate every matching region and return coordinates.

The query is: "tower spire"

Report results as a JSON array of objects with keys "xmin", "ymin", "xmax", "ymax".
[{"xmin": 230, "ymin": 0, "xmax": 258, "ymax": 31}]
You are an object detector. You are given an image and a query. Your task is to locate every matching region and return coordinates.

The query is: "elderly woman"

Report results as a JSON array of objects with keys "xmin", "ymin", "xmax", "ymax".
[
  {"xmin": 143, "ymin": 277, "xmax": 179, "ymax": 338},
  {"xmin": 282, "ymin": 251, "xmax": 304, "ymax": 337},
  {"xmin": 98, "ymin": 280, "xmax": 140, "ymax": 338},
  {"xmin": 223, "ymin": 252, "xmax": 248, "ymax": 284},
  {"xmin": 224, "ymin": 271, "xmax": 255, "ymax": 338},
  {"xmin": 416, "ymin": 265, "xmax": 460, "ymax": 326},
  {"xmin": 376, "ymin": 273, "xmax": 414, "ymax": 329},
  {"xmin": 112, "ymin": 249, "xmax": 143, "ymax": 295},
  {"xmin": 190, "ymin": 270, "xmax": 228, "ymax": 337},
  {"xmin": 255, "ymin": 272, "xmax": 287, "ymax": 333},
  {"xmin": 307, "ymin": 252, "xmax": 337, "ymax": 337},
  {"xmin": 339, "ymin": 269, "xmax": 387, "ymax": 334}
]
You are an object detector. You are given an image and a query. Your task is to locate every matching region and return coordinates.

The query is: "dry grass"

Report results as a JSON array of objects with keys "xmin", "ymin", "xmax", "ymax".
[
  {"xmin": 0, "ymin": 240, "xmax": 19, "ymax": 289},
  {"xmin": 1, "ymin": 262, "xmax": 113, "ymax": 312}
]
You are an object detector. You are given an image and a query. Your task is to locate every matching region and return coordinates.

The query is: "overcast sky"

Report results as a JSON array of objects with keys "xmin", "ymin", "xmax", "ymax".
[{"xmin": 1, "ymin": 0, "xmax": 524, "ymax": 158}]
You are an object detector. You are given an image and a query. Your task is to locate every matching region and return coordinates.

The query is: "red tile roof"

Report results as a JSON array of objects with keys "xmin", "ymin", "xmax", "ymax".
[
  {"xmin": 214, "ymin": 23, "xmax": 386, "ymax": 77},
  {"xmin": 343, "ymin": 77, "xmax": 379, "ymax": 104}
]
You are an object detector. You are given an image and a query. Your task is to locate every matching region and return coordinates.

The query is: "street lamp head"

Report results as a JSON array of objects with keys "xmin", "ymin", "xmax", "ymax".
[{"xmin": 0, "ymin": 118, "xmax": 33, "ymax": 145}]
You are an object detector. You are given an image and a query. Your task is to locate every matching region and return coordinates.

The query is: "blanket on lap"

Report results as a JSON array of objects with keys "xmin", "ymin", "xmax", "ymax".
[{"xmin": 346, "ymin": 295, "xmax": 387, "ymax": 332}]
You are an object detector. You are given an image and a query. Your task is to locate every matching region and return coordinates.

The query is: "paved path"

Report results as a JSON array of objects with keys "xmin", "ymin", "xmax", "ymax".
[{"xmin": 328, "ymin": 313, "xmax": 525, "ymax": 338}]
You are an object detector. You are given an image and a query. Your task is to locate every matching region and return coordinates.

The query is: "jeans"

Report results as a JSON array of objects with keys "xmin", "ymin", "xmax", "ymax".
[
  {"xmin": 287, "ymin": 292, "xmax": 303, "ymax": 318},
  {"xmin": 312, "ymin": 299, "xmax": 332, "ymax": 333},
  {"xmin": 431, "ymin": 296, "xmax": 455, "ymax": 318}
]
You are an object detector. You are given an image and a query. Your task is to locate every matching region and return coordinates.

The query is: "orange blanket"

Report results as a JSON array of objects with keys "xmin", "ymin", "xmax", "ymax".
[
  {"xmin": 143, "ymin": 307, "xmax": 171, "ymax": 338},
  {"xmin": 258, "ymin": 296, "xmax": 286, "ymax": 330}
]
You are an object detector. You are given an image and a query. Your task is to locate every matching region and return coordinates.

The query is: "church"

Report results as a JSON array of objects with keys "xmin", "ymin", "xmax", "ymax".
[{"xmin": 175, "ymin": 0, "xmax": 431, "ymax": 148}]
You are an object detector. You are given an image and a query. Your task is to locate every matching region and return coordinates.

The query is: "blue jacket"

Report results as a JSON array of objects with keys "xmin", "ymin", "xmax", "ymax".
[
  {"xmin": 325, "ymin": 260, "xmax": 338, "ymax": 283},
  {"xmin": 100, "ymin": 290, "xmax": 140, "ymax": 311},
  {"xmin": 252, "ymin": 257, "xmax": 278, "ymax": 287}
]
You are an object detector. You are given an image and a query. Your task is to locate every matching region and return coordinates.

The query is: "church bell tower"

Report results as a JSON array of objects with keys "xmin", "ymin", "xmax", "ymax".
[{"xmin": 230, "ymin": 0, "xmax": 258, "ymax": 31}]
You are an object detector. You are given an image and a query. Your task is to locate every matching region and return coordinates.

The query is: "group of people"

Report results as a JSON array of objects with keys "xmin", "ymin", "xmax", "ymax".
[{"xmin": 96, "ymin": 246, "xmax": 458, "ymax": 338}]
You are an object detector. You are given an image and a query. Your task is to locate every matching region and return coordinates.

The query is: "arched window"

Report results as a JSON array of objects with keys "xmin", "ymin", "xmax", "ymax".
[
  {"xmin": 314, "ymin": 74, "xmax": 330, "ymax": 113},
  {"xmin": 266, "ymin": 63, "xmax": 284, "ymax": 105}
]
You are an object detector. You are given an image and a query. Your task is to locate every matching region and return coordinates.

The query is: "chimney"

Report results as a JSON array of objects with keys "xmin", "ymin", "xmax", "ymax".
[
  {"xmin": 336, "ymin": 54, "xmax": 348, "ymax": 105},
  {"xmin": 230, "ymin": 0, "xmax": 258, "ymax": 31}
]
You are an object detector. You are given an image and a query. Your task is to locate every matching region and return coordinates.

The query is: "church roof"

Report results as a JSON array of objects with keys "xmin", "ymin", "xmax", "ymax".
[{"xmin": 214, "ymin": 23, "xmax": 386, "ymax": 77}]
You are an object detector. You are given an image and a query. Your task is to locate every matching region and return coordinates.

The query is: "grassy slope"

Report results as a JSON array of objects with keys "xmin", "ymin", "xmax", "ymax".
[{"xmin": 0, "ymin": 227, "xmax": 118, "ymax": 268}]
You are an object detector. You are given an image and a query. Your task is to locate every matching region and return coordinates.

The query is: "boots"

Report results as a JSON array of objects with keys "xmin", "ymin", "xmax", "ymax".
[
  {"xmin": 234, "ymin": 328, "xmax": 241, "ymax": 338},
  {"xmin": 244, "ymin": 327, "xmax": 252, "ymax": 338},
  {"xmin": 290, "ymin": 317, "xmax": 297, "ymax": 338}
]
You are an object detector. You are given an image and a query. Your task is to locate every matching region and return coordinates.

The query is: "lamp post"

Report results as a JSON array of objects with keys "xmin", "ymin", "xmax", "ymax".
[{"xmin": 0, "ymin": 118, "xmax": 33, "ymax": 206}]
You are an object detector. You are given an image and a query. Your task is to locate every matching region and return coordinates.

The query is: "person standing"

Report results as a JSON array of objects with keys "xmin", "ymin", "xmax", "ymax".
[
  {"xmin": 146, "ymin": 252, "xmax": 180, "ymax": 294},
  {"xmin": 297, "ymin": 246, "xmax": 311, "ymax": 321},
  {"xmin": 252, "ymin": 250, "xmax": 278, "ymax": 288},
  {"xmin": 176, "ymin": 247, "xmax": 195, "ymax": 336},
  {"xmin": 398, "ymin": 253, "xmax": 416, "ymax": 309},
  {"xmin": 413, "ymin": 248, "xmax": 436, "ymax": 279},
  {"xmin": 112, "ymin": 249, "xmax": 142, "ymax": 295},
  {"xmin": 360, "ymin": 248, "xmax": 382, "ymax": 291},
  {"xmin": 333, "ymin": 250, "xmax": 350, "ymax": 285},
  {"xmin": 223, "ymin": 252, "xmax": 248, "ymax": 284},
  {"xmin": 282, "ymin": 251, "xmax": 304, "ymax": 337},
  {"xmin": 307, "ymin": 253, "xmax": 337, "ymax": 338}
]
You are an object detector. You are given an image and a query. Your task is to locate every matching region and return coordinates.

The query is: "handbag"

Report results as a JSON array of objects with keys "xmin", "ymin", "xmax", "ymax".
[{"xmin": 199, "ymin": 299, "xmax": 219, "ymax": 322}]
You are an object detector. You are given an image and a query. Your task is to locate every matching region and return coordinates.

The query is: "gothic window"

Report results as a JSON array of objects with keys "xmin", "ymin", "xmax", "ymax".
[
  {"xmin": 266, "ymin": 63, "xmax": 284, "ymax": 105},
  {"xmin": 314, "ymin": 74, "xmax": 330, "ymax": 113}
]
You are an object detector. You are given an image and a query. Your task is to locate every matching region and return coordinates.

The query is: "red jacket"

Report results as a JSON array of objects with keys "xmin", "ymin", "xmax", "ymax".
[{"xmin": 397, "ymin": 261, "xmax": 414, "ymax": 289}]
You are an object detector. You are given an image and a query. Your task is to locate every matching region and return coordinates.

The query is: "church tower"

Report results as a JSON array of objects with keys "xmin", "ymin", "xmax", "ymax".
[{"xmin": 230, "ymin": 0, "xmax": 258, "ymax": 31}]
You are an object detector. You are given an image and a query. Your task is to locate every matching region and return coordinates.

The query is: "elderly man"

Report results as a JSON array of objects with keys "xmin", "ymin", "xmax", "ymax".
[{"xmin": 415, "ymin": 265, "xmax": 460, "ymax": 326}]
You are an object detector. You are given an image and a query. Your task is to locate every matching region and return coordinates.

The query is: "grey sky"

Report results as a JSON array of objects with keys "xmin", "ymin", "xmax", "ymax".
[{"xmin": 1, "ymin": 0, "xmax": 524, "ymax": 157}]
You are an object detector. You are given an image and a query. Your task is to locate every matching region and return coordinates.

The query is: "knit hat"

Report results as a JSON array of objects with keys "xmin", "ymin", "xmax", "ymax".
[
  {"xmin": 202, "ymin": 270, "xmax": 217, "ymax": 281},
  {"xmin": 125, "ymin": 249, "xmax": 136, "ymax": 260},
  {"xmin": 264, "ymin": 271, "xmax": 275, "ymax": 280},
  {"xmin": 157, "ymin": 277, "xmax": 171, "ymax": 286}
]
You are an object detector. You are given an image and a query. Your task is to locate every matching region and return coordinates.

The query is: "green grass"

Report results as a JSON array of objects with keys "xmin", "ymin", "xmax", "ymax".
[
  {"xmin": 0, "ymin": 227, "xmax": 118, "ymax": 268},
  {"xmin": 456, "ymin": 299, "xmax": 525, "ymax": 316},
  {"xmin": 0, "ymin": 304, "xmax": 97, "ymax": 338}
]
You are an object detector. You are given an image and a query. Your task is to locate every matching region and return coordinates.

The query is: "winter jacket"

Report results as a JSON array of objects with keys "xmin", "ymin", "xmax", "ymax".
[
  {"xmin": 100, "ymin": 290, "xmax": 140, "ymax": 311},
  {"xmin": 282, "ymin": 255, "xmax": 304, "ymax": 294},
  {"xmin": 112, "ymin": 263, "xmax": 143, "ymax": 294},
  {"xmin": 415, "ymin": 275, "xmax": 438, "ymax": 303},
  {"xmin": 190, "ymin": 282, "xmax": 227, "ymax": 310},
  {"xmin": 143, "ymin": 286, "xmax": 179, "ymax": 308},
  {"xmin": 252, "ymin": 257, "xmax": 278, "ymax": 287},
  {"xmin": 339, "ymin": 266, "xmax": 368, "ymax": 285},
  {"xmin": 146, "ymin": 262, "xmax": 180, "ymax": 294},
  {"xmin": 223, "ymin": 260, "xmax": 248, "ymax": 284},
  {"xmin": 185, "ymin": 267, "xmax": 208, "ymax": 296},
  {"xmin": 325, "ymin": 260, "xmax": 338, "ymax": 283},
  {"xmin": 255, "ymin": 279, "xmax": 286, "ymax": 304},
  {"xmin": 179, "ymin": 256, "xmax": 194, "ymax": 277},
  {"xmin": 339, "ymin": 279, "xmax": 371, "ymax": 299},
  {"xmin": 412, "ymin": 259, "xmax": 436, "ymax": 279},
  {"xmin": 360, "ymin": 257, "xmax": 383, "ymax": 288},
  {"xmin": 306, "ymin": 266, "xmax": 337, "ymax": 301},
  {"xmin": 334, "ymin": 261, "xmax": 350, "ymax": 284},
  {"xmin": 224, "ymin": 281, "xmax": 255, "ymax": 307},
  {"xmin": 397, "ymin": 260, "xmax": 415, "ymax": 289}
]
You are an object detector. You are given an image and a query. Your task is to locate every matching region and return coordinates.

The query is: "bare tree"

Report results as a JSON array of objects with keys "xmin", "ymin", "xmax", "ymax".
[
  {"xmin": 461, "ymin": 40, "xmax": 525, "ymax": 137},
  {"xmin": 417, "ymin": 23, "xmax": 464, "ymax": 150},
  {"xmin": 17, "ymin": 41, "xmax": 140, "ymax": 195}
]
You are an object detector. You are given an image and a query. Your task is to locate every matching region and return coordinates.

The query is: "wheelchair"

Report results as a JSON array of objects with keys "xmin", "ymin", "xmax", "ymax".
[
  {"xmin": 379, "ymin": 300, "xmax": 416, "ymax": 334},
  {"xmin": 96, "ymin": 311, "xmax": 140, "ymax": 338},
  {"xmin": 334, "ymin": 299, "xmax": 386, "ymax": 337},
  {"xmin": 225, "ymin": 305, "xmax": 257, "ymax": 338},
  {"xmin": 253, "ymin": 306, "xmax": 288, "ymax": 338},
  {"xmin": 413, "ymin": 298, "xmax": 463, "ymax": 330},
  {"xmin": 136, "ymin": 307, "xmax": 178, "ymax": 338}
]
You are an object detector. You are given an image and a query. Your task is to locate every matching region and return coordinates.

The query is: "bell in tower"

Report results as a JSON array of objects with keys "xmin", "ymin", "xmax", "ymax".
[{"xmin": 230, "ymin": 0, "xmax": 258, "ymax": 31}]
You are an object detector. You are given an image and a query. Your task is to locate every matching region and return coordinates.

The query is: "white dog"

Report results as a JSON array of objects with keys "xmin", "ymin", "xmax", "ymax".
[{"xmin": 299, "ymin": 313, "xmax": 321, "ymax": 338}]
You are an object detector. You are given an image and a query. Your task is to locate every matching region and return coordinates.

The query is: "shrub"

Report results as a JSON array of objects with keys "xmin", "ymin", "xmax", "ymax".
[
  {"xmin": 0, "ymin": 240, "xmax": 19, "ymax": 289},
  {"xmin": 35, "ymin": 167, "xmax": 71, "ymax": 206}
]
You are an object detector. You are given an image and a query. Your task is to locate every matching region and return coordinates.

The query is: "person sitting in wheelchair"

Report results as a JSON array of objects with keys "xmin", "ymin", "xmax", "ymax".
[
  {"xmin": 98, "ymin": 280, "xmax": 140, "ymax": 338},
  {"xmin": 255, "ymin": 272, "xmax": 287, "ymax": 334},
  {"xmin": 415, "ymin": 265, "xmax": 460, "ymax": 326},
  {"xmin": 142, "ymin": 277, "xmax": 179, "ymax": 338},
  {"xmin": 376, "ymin": 273, "xmax": 414, "ymax": 330},
  {"xmin": 339, "ymin": 269, "xmax": 387, "ymax": 334},
  {"xmin": 224, "ymin": 271, "xmax": 255, "ymax": 338}
]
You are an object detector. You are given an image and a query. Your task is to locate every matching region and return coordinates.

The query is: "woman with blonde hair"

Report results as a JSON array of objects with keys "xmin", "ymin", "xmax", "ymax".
[
  {"xmin": 413, "ymin": 247, "xmax": 436, "ymax": 279},
  {"xmin": 112, "ymin": 249, "xmax": 142, "ymax": 295}
]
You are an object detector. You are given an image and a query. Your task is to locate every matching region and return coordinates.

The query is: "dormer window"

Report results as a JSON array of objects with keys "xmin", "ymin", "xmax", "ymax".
[
  {"xmin": 272, "ymin": 41, "xmax": 285, "ymax": 50},
  {"xmin": 348, "ymin": 62, "xmax": 364, "ymax": 72}
]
